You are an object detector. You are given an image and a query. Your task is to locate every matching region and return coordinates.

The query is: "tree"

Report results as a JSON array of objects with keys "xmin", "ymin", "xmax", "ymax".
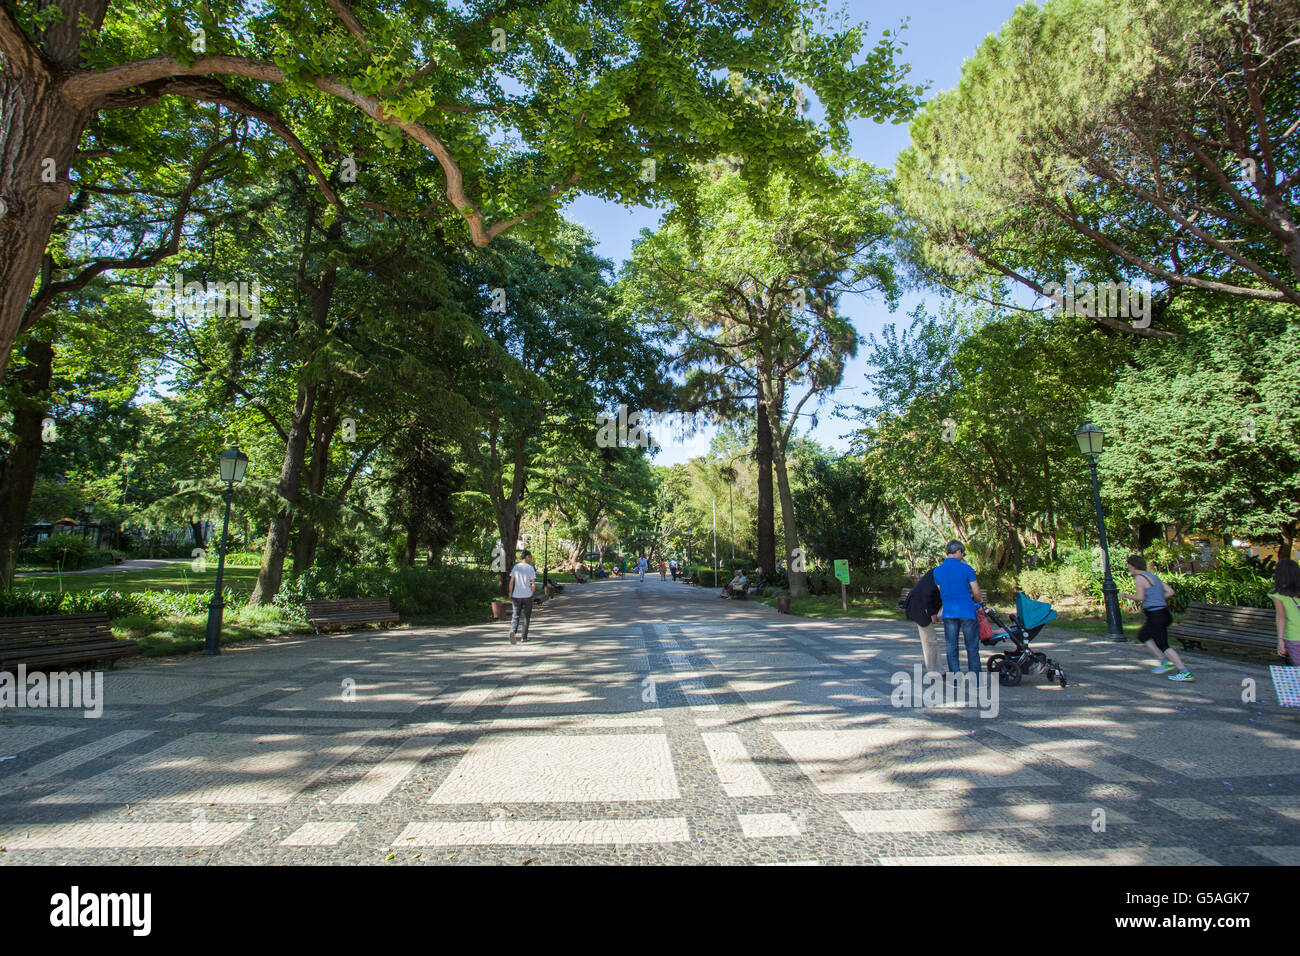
[
  {"xmin": 0, "ymin": 0, "xmax": 922, "ymax": 380},
  {"xmin": 852, "ymin": 302, "xmax": 1122, "ymax": 569},
  {"xmin": 895, "ymin": 0, "xmax": 1300, "ymax": 336},
  {"xmin": 791, "ymin": 445, "xmax": 895, "ymax": 572},
  {"xmin": 1091, "ymin": 299, "xmax": 1300, "ymax": 557},
  {"xmin": 621, "ymin": 156, "xmax": 902, "ymax": 592}
]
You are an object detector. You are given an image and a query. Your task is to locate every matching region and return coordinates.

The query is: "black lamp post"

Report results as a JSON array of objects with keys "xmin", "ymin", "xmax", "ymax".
[
  {"xmin": 1075, "ymin": 421, "xmax": 1125, "ymax": 641},
  {"xmin": 204, "ymin": 445, "xmax": 249, "ymax": 656},
  {"xmin": 542, "ymin": 518, "xmax": 551, "ymax": 590}
]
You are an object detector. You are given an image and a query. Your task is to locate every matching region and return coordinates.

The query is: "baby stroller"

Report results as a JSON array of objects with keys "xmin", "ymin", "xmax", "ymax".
[{"xmin": 981, "ymin": 592, "xmax": 1068, "ymax": 687}]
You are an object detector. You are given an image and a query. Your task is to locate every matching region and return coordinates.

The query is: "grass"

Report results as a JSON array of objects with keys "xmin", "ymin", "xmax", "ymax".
[
  {"xmin": 754, "ymin": 592, "xmax": 902, "ymax": 620},
  {"xmin": 113, "ymin": 606, "xmax": 311, "ymax": 657},
  {"xmin": 14, "ymin": 563, "xmax": 262, "ymax": 596}
]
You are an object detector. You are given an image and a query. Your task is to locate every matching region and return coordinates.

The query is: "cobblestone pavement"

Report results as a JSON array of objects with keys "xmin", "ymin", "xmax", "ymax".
[{"xmin": 2, "ymin": 578, "xmax": 1297, "ymax": 865}]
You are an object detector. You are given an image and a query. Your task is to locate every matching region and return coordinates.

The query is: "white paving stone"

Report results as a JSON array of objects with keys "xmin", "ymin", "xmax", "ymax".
[
  {"xmin": 281, "ymin": 822, "xmax": 356, "ymax": 846},
  {"xmin": 430, "ymin": 733, "xmax": 680, "ymax": 804},
  {"xmin": 37, "ymin": 731, "xmax": 376, "ymax": 805},
  {"xmin": 700, "ymin": 732, "xmax": 773, "ymax": 797},
  {"xmin": 841, "ymin": 802, "xmax": 1133, "ymax": 833},
  {"xmin": 0, "ymin": 730, "xmax": 155, "ymax": 796},
  {"xmin": 738, "ymin": 812, "xmax": 800, "ymax": 838},
  {"xmin": 333, "ymin": 736, "xmax": 442, "ymax": 804},
  {"xmin": 774, "ymin": 725, "xmax": 1054, "ymax": 794},
  {"xmin": 879, "ymin": 847, "xmax": 1218, "ymax": 866},
  {"xmin": 1149, "ymin": 798, "xmax": 1236, "ymax": 820},
  {"xmin": 0, "ymin": 822, "xmax": 251, "ymax": 848},
  {"xmin": 394, "ymin": 817, "xmax": 689, "ymax": 846}
]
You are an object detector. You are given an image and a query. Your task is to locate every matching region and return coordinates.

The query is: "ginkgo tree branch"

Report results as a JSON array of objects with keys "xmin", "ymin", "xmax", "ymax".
[
  {"xmin": 19, "ymin": 131, "xmax": 236, "ymax": 334},
  {"xmin": 61, "ymin": 54, "xmax": 581, "ymax": 246},
  {"xmin": 100, "ymin": 76, "xmax": 343, "ymax": 210}
]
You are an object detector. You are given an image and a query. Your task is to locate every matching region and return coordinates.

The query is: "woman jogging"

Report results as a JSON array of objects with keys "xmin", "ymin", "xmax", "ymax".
[
  {"xmin": 1268, "ymin": 558, "xmax": 1300, "ymax": 665},
  {"xmin": 1120, "ymin": 554, "xmax": 1193, "ymax": 682}
]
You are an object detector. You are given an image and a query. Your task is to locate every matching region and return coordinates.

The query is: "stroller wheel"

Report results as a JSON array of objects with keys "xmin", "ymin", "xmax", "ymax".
[
  {"xmin": 986, "ymin": 655, "xmax": 1003, "ymax": 672},
  {"xmin": 1058, "ymin": 672, "xmax": 1068, "ymax": 688},
  {"xmin": 998, "ymin": 659, "xmax": 1022, "ymax": 686}
]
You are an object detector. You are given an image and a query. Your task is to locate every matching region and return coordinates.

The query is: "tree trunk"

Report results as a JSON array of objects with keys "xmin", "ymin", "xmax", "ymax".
[
  {"xmin": 494, "ymin": 503, "xmax": 519, "ymax": 596},
  {"xmin": 292, "ymin": 401, "xmax": 335, "ymax": 574},
  {"xmin": 250, "ymin": 382, "xmax": 316, "ymax": 604},
  {"xmin": 770, "ymin": 443, "xmax": 807, "ymax": 596},
  {"xmin": 0, "ymin": 338, "xmax": 54, "ymax": 587},
  {"xmin": 403, "ymin": 520, "xmax": 419, "ymax": 566},
  {"xmin": 754, "ymin": 394, "xmax": 776, "ymax": 576},
  {"xmin": 0, "ymin": 72, "xmax": 92, "ymax": 381}
]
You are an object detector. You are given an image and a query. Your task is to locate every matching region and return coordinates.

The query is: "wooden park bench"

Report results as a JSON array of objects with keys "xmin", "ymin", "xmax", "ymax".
[
  {"xmin": 897, "ymin": 588, "xmax": 911, "ymax": 611},
  {"xmin": 304, "ymin": 598, "xmax": 400, "ymax": 634},
  {"xmin": 682, "ymin": 571, "xmax": 700, "ymax": 585},
  {"xmin": 1169, "ymin": 601, "xmax": 1276, "ymax": 655},
  {"xmin": 0, "ymin": 613, "xmax": 140, "ymax": 672}
]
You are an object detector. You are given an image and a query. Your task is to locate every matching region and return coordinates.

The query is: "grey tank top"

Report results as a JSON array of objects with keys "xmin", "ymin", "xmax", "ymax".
[{"xmin": 1139, "ymin": 572, "xmax": 1167, "ymax": 610}]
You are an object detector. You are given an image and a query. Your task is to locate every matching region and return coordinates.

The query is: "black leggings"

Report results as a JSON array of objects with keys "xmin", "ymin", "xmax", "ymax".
[{"xmin": 1139, "ymin": 607, "xmax": 1173, "ymax": 651}]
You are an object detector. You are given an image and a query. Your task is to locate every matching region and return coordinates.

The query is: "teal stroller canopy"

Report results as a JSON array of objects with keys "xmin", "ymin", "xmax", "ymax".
[{"xmin": 1015, "ymin": 591, "xmax": 1058, "ymax": 631}]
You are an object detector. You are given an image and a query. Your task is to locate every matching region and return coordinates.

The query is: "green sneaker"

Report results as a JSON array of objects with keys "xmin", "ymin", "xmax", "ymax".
[
  {"xmin": 1168, "ymin": 670, "xmax": 1195, "ymax": 682},
  {"xmin": 1150, "ymin": 661, "xmax": 1177, "ymax": 675}
]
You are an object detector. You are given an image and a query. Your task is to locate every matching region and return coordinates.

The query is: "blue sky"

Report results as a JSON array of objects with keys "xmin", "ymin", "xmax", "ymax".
[{"xmin": 563, "ymin": 0, "xmax": 1029, "ymax": 466}]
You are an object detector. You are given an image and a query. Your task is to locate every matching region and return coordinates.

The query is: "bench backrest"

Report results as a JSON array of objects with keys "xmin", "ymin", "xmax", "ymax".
[
  {"xmin": 1181, "ymin": 601, "xmax": 1275, "ymax": 634},
  {"xmin": 304, "ymin": 598, "xmax": 394, "ymax": 615},
  {"xmin": 0, "ymin": 614, "xmax": 113, "ymax": 644}
]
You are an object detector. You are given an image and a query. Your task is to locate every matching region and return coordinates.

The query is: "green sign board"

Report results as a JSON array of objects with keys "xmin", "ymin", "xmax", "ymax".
[{"xmin": 833, "ymin": 559, "xmax": 849, "ymax": 585}]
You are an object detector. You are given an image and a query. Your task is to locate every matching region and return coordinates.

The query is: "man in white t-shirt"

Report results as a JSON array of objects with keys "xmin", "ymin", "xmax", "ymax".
[
  {"xmin": 637, "ymin": 555, "xmax": 648, "ymax": 582},
  {"xmin": 508, "ymin": 550, "xmax": 537, "ymax": 644}
]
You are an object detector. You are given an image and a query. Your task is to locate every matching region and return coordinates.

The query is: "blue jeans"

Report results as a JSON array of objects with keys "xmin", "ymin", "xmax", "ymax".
[
  {"xmin": 944, "ymin": 617, "xmax": 980, "ymax": 673},
  {"xmin": 510, "ymin": 596, "xmax": 533, "ymax": 638}
]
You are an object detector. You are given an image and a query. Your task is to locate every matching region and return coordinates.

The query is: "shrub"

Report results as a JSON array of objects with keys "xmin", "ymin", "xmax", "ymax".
[
  {"xmin": 0, "ymin": 587, "xmax": 239, "ymax": 619},
  {"xmin": 276, "ymin": 564, "xmax": 498, "ymax": 618},
  {"xmin": 18, "ymin": 536, "xmax": 122, "ymax": 570}
]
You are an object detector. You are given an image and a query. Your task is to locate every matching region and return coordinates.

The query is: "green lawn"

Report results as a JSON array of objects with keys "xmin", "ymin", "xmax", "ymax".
[
  {"xmin": 753, "ymin": 593, "xmax": 902, "ymax": 620},
  {"xmin": 14, "ymin": 564, "xmax": 261, "ymax": 595}
]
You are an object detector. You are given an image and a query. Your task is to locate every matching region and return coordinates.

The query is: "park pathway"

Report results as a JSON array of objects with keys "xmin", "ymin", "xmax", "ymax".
[{"xmin": 1, "ymin": 576, "xmax": 1297, "ymax": 865}]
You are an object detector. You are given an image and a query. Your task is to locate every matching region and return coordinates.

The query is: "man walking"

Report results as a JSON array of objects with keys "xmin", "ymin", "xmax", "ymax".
[
  {"xmin": 508, "ymin": 550, "xmax": 537, "ymax": 644},
  {"xmin": 933, "ymin": 541, "xmax": 982, "ymax": 679},
  {"xmin": 904, "ymin": 565, "xmax": 945, "ymax": 676},
  {"xmin": 637, "ymin": 554, "xmax": 648, "ymax": 582}
]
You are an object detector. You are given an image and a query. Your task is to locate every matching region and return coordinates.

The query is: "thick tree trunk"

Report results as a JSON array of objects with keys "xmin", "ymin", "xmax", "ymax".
[
  {"xmin": 770, "ymin": 431, "xmax": 807, "ymax": 597},
  {"xmin": 250, "ymin": 382, "xmax": 316, "ymax": 604},
  {"xmin": 0, "ymin": 71, "xmax": 92, "ymax": 381},
  {"xmin": 754, "ymin": 395, "xmax": 776, "ymax": 576},
  {"xmin": 0, "ymin": 338, "xmax": 54, "ymax": 587},
  {"xmin": 494, "ymin": 504, "xmax": 520, "ymax": 596},
  {"xmin": 292, "ymin": 401, "xmax": 335, "ymax": 574}
]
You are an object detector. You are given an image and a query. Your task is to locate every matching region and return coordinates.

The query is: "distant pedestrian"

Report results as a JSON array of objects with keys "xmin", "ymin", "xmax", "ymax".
[
  {"xmin": 932, "ymin": 541, "xmax": 981, "ymax": 678},
  {"xmin": 1269, "ymin": 558, "xmax": 1300, "ymax": 665},
  {"xmin": 904, "ymin": 566, "xmax": 945, "ymax": 676},
  {"xmin": 670, "ymin": 559, "xmax": 679, "ymax": 581},
  {"xmin": 1120, "ymin": 554, "xmax": 1192, "ymax": 681},
  {"xmin": 659, "ymin": 559, "xmax": 667, "ymax": 581},
  {"xmin": 637, "ymin": 554, "xmax": 648, "ymax": 582},
  {"xmin": 507, "ymin": 550, "xmax": 537, "ymax": 644}
]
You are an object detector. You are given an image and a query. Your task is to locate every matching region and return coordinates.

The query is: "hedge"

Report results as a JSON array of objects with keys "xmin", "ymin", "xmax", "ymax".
[
  {"xmin": 0, "ymin": 587, "xmax": 244, "ymax": 619},
  {"xmin": 276, "ymin": 564, "xmax": 498, "ymax": 617}
]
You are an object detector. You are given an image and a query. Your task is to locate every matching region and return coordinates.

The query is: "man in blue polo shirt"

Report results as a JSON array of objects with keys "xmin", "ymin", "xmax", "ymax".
[{"xmin": 932, "ymin": 541, "xmax": 982, "ymax": 678}]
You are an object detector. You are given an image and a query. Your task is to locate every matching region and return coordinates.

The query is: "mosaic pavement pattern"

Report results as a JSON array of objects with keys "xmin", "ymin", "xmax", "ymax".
[{"xmin": 2, "ymin": 577, "xmax": 1297, "ymax": 865}]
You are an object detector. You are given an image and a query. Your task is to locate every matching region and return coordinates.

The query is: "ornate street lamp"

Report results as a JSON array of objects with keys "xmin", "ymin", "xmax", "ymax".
[
  {"xmin": 204, "ymin": 445, "xmax": 249, "ymax": 656},
  {"xmin": 1075, "ymin": 422, "xmax": 1125, "ymax": 641}
]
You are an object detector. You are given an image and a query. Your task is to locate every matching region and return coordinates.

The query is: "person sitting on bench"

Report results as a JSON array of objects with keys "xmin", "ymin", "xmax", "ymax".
[{"xmin": 721, "ymin": 569, "xmax": 749, "ymax": 599}]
